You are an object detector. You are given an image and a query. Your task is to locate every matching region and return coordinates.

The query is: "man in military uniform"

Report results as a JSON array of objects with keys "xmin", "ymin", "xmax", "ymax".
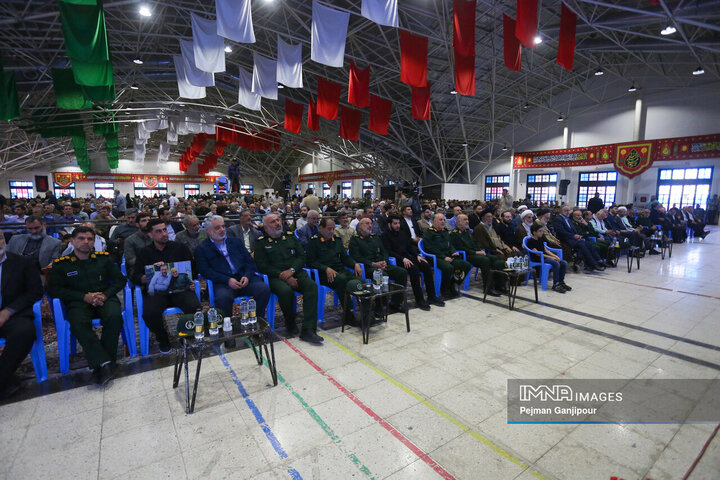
[
  {"xmin": 254, "ymin": 213, "xmax": 322, "ymax": 345},
  {"xmin": 306, "ymin": 217, "xmax": 364, "ymax": 324},
  {"xmin": 450, "ymin": 214, "xmax": 504, "ymax": 297},
  {"xmin": 349, "ymin": 217, "xmax": 407, "ymax": 311},
  {"xmin": 422, "ymin": 213, "xmax": 471, "ymax": 299},
  {"xmin": 48, "ymin": 226, "xmax": 126, "ymax": 385}
]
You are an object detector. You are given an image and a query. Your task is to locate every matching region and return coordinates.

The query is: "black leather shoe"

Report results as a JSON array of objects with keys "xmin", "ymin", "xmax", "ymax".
[
  {"xmin": 98, "ymin": 362, "xmax": 115, "ymax": 386},
  {"xmin": 0, "ymin": 375, "xmax": 22, "ymax": 400},
  {"xmin": 158, "ymin": 340, "xmax": 173, "ymax": 354},
  {"xmin": 649, "ymin": 249, "xmax": 660, "ymax": 255},
  {"xmin": 594, "ymin": 264, "xmax": 606, "ymax": 271},
  {"xmin": 299, "ymin": 329, "xmax": 323, "ymax": 345},
  {"xmin": 486, "ymin": 289, "xmax": 502, "ymax": 297},
  {"xmin": 560, "ymin": 282, "xmax": 572, "ymax": 291},
  {"xmin": 605, "ymin": 260, "xmax": 616, "ymax": 267},
  {"xmin": 429, "ymin": 298, "xmax": 445, "ymax": 307},
  {"xmin": 552, "ymin": 284, "xmax": 567, "ymax": 293},
  {"xmin": 417, "ymin": 301, "xmax": 431, "ymax": 311}
]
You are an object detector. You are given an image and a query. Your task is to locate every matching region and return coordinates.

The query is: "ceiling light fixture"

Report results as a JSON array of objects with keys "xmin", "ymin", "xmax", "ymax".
[
  {"xmin": 224, "ymin": 46, "xmax": 232, "ymax": 53},
  {"xmin": 502, "ymin": 144, "xmax": 508, "ymax": 151},
  {"xmin": 628, "ymin": 83, "xmax": 637, "ymax": 92},
  {"xmin": 594, "ymin": 68, "xmax": 604, "ymax": 76},
  {"xmin": 693, "ymin": 66, "xmax": 705, "ymax": 75},
  {"xmin": 139, "ymin": 5, "xmax": 152, "ymax": 17},
  {"xmin": 450, "ymin": 89, "xmax": 458, "ymax": 95},
  {"xmin": 277, "ymin": 84, "xmax": 284, "ymax": 89},
  {"xmin": 557, "ymin": 115, "xmax": 564, "ymax": 122},
  {"xmin": 533, "ymin": 35, "xmax": 543, "ymax": 45},
  {"xmin": 462, "ymin": 142, "xmax": 468, "ymax": 147},
  {"xmin": 523, "ymin": 102, "xmax": 529, "ymax": 109},
  {"xmin": 660, "ymin": 25, "xmax": 676, "ymax": 35},
  {"xmin": 130, "ymin": 84, "xmax": 139, "ymax": 90},
  {"xmin": 133, "ymin": 58, "xmax": 143, "ymax": 65}
]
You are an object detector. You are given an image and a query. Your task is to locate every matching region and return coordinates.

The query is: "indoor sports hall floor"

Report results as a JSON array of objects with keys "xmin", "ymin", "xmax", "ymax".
[{"xmin": 2, "ymin": 231, "xmax": 719, "ymax": 480}]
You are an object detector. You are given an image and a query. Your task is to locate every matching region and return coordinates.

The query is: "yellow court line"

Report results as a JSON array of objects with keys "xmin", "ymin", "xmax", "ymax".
[{"xmin": 320, "ymin": 333, "xmax": 551, "ymax": 480}]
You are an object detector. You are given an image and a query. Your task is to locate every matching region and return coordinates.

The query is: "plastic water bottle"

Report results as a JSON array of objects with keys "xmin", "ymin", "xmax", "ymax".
[
  {"xmin": 513, "ymin": 256, "xmax": 520, "ymax": 271},
  {"xmin": 507, "ymin": 257, "xmax": 514, "ymax": 269},
  {"xmin": 207, "ymin": 308, "xmax": 219, "ymax": 336},
  {"xmin": 239, "ymin": 299, "xmax": 249, "ymax": 330},
  {"xmin": 193, "ymin": 310, "xmax": 205, "ymax": 341},
  {"xmin": 247, "ymin": 298, "xmax": 257, "ymax": 329},
  {"xmin": 223, "ymin": 317, "xmax": 236, "ymax": 348},
  {"xmin": 523, "ymin": 255, "xmax": 529, "ymax": 270},
  {"xmin": 373, "ymin": 268, "xmax": 382, "ymax": 293}
]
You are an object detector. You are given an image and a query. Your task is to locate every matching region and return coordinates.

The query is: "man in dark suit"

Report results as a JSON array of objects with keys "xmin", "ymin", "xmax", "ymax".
[
  {"xmin": 158, "ymin": 207, "xmax": 184, "ymax": 241},
  {"xmin": 587, "ymin": 192, "xmax": 605, "ymax": 214},
  {"xmin": 296, "ymin": 209, "xmax": 320, "ymax": 248},
  {"xmin": 0, "ymin": 235, "xmax": 43, "ymax": 399},
  {"xmin": 195, "ymin": 215, "xmax": 270, "ymax": 318},
  {"xmin": 552, "ymin": 205, "xmax": 604, "ymax": 271},
  {"xmin": 228, "ymin": 209, "xmax": 263, "ymax": 253},
  {"xmin": 399, "ymin": 205, "xmax": 422, "ymax": 243},
  {"xmin": 7, "ymin": 215, "xmax": 62, "ymax": 270},
  {"xmin": 382, "ymin": 214, "xmax": 443, "ymax": 310}
]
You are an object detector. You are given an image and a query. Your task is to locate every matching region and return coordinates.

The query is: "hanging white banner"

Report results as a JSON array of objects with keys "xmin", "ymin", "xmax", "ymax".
[
  {"xmin": 180, "ymin": 39, "xmax": 215, "ymax": 87},
  {"xmin": 238, "ymin": 67, "xmax": 262, "ymax": 111},
  {"xmin": 252, "ymin": 52, "xmax": 278, "ymax": 100},
  {"xmin": 216, "ymin": 0, "xmax": 256, "ymax": 43},
  {"xmin": 173, "ymin": 55, "xmax": 207, "ymax": 99},
  {"xmin": 361, "ymin": 0, "xmax": 398, "ymax": 28},
  {"xmin": 191, "ymin": 14, "xmax": 226, "ymax": 73},
  {"xmin": 311, "ymin": 0, "xmax": 350, "ymax": 68},
  {"xmin": 277, "ymin": 37, "xmax": 303, "ymax": 88}
]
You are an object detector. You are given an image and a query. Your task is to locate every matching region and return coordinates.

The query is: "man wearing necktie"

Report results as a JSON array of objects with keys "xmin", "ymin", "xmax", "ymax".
[{"xmin": 552, "ymin": 205, "xmax": 604, "ymax": 271}]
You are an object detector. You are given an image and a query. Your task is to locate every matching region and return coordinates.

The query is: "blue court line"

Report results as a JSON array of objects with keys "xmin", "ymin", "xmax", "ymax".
[{"xmin": 216, "ymin": 347, "xmax": 303, "ymax": 480}]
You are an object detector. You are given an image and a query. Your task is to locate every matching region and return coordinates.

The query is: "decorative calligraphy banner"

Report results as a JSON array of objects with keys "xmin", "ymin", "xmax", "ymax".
[
  {"xmin": 514, "ymin": 133, "xmax": 720, "ymax": 174},
  {"xmin": 54, "ymin": 172, "xmax": 219, "ymax": 184},
  {"xmin": 298, "ymin": 168, "xmax": 374, "ymax": 186}
]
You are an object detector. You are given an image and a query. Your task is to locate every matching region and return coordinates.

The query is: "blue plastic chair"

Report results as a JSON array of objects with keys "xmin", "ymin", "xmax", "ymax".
[
  {"xmin": 417, "ymin": 239, "xmax": 444, "ymax": 299},
  {"xmin": 0, "ymin": 300, "xmax": 47, "ymax": 383},
  {"xmin": 305, "ymin": 268, "xmax": 340, "ymax": 324},
  {"xmin": 522, "ymin": 236, "xmax": 554, "ymax": 291},
  {"xmin": 52, "ymin": 293, "xmax": 137, "ymax": 374},
  {"xmin": 256, "ymin": 272, "xmax": 303, "ymax": 331},
  {"xmin": 135, "ymin": 280, "xmax": 202, "ymax": 355},
  {"xmin": 455, "ymin": 251, "xmax": 482, "ymax": 291}
]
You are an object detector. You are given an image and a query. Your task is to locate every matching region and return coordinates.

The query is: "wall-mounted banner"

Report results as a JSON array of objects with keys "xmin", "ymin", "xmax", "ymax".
[
  {"xmin": 514, "ymin": 133, "xmax": 720, "ymax": 173},
  {"xmin": 53, "ymin": 172, "xmax": 218, "ymax": 186},
  {"xmin": 614, "ymin": 141, "xmax": 653, "ymax": 178},
  {"xmin": 298, "ymin": 168, "xmax": 374, "ymax": 186}
]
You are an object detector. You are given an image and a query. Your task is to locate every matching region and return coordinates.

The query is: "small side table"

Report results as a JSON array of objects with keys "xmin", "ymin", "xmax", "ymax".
[
  {"xmin": 610, "ymin": 245, "xmax": 642, "ymax": 273},
  {"xmin": 173, "ymin": 316, "xmax": 278, "ymax": 414},
  {"xmin": 483, "ymin": 268, "xmax": 537, "ymax": 310},
  {"xmin": 345, "ymin": 282, "xmax": 410, "ymax": 344}
]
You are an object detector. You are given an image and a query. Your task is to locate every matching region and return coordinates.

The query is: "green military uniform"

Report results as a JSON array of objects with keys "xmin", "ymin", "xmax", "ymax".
[
  {"xmin": 253, "ymin": 231, "xmax": 318, "ymax": 331},
  {"xmin": 422, "ymin": 227, "xmax": 471, "ymax": 295},
  {"xmin": 572, "ymin": 219, "xmax": 609, "ymax": 258},
  {"xmin": 48, "ymin": 251, "xmax": 126, "ymax": 369},
  {"xmin": 450, "ymin": 228, "xmax": 505, "ymax": 289},
  {"xmin": 306, "ymin": 234, "xmax": 364, "ymax": 303},
  {"xmin": 349, "ymin": 232, "xmax": 407, "ymax": 304}
]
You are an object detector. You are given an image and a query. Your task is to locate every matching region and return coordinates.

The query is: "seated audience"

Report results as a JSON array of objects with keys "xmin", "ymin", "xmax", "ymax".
[
  {"xmin": 450, "ymin": 214, "xmax": 505, "ymax": 296},
  {"xmin": 334, "ymin": 212, "xmax": 355, "ymax": 250},
  {"xmin": 227, "ymin": 209, "xmax": 260, "ymax": 253},
  {"xmin": 552, "ymin": 205, "xmax": 605, "ymax": 270},
  {"xmin": 123, "ymin": 212, "xmax": 153, "ymax": 278},
  {"xmin": 473, "ymin": 209, "xmax": 520, "ymax": 259},
  {"xmin": 527, "ymin": 223, "xmax": 571, "ymax": 293},
  {"xmin": 7, "ymin": 216, "xmax": 62, "ymax": 271},
  {"xmin": 421, "ymin": 213, "xmax": 471, "ymax": 299},
  {"xmin": 296, "ymin": 209, "xmax": 320, "ymax": 248},
  {"xmin": 174, "ymin": 214, "xmax": 208, "ymax": 255}
]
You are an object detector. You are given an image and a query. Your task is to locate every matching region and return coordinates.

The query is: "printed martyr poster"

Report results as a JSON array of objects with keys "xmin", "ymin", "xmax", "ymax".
[{"xmin": 145, "ymin": 260, "xmax": 193, "ymax": 295}]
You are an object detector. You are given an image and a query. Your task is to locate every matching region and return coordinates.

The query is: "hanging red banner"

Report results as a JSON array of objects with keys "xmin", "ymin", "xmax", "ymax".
[
  {"xmin": 503, "ymin": 14, "xmax": 522, "ymax": 71},
  {"xmin": 53, "ymin": 172, "xmax": 219, "ymax": 184},
  {"xmin": 299, "ymin": 168, "xmax": 374, "ymax": 184},
  {"xmin": 411, "ymin": 84, "xmax": 431, "ymax": 121},
  {"xmin": 516, "ymin": 0, "xmax": 539, "ymax": 49},
  {"xmin": 348, "ymin": 60, "xmax": 370, "ymax": 108},
  {"xmin": 557, "ymin": 3, "xmax": 577, "ymax": 71},
  {"xmin": 317, "ymin": 76, "xmax": 342, "ymax": 120},
  {"xmin": 615, "ymin": 142, "xmax": 653, "ymax": 178},
  {"xmin": 284, "ymin": 98, "xmax": 304, "ymax": 134},
  {"xmin": 369, "ymin": 94, "xmax": 392, "ymax": 135},
  {"xmin": 400, "ymin": 30, "xmax": 428, "ymax": 88},
  {"xmin": 339, "ymin": 105, "xmax": 362, "ymax": 142}
]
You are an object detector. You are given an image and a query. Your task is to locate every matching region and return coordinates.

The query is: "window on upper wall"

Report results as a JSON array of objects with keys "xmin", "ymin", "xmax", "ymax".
[
  {"xmin": 133, "ymin": 182, "xmax": 167, "ymax": 198},
  {"xmin": 526, "ymin": 173, "xmax": 558, "ymax": 204},
  {"xmin": 576, "ymin": 171, "xmax": 617, "ymax": 209},
  {"xmin": 295, "ymin": 184, "xmax": 301, "ymax": 196},
  {"xmin": 9, "ymin": 181, "xmax": 34, "ymax": 199},
  {"xmin": 53, "ymin": 182, "xmax": 76, "ymax": 198},
  {"xmin": 657, "ymin": 167, "xmax": 713, "ymax": 210},
  {"xmin": 484, "ymin": 175, "xmax": 510, "ymax": 201},
  {"xmin": 94, "ymin": 182, "xmax": 115, "ymax": 199},
  {"xmin": 362, "ymin": 180, "xmax": 374, "ymax": 198},
  {"xmin": 184, "ymin": 184, "xmax": 200, "ymax": 196},
  {"xmin": 341, "ymin": 181, "xmax": 352, "ymax": 198},
  {"xmin": 322, "ymin": 183, "xmax": 331, "ymax": 197},
  {"xmin": 239, "ymin": 184, "xmax": 254, "ymax": 195}
]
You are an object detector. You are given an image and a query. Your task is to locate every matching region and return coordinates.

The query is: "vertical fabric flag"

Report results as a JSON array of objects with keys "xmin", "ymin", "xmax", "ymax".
[
  {"xmin": 317, "ymin": 76, "xmax": 342, "ymax": 120},
  {"xmin": 361, "ymin": 0, "xmax": 398, "ymax": 27},
  {"xmin": 174, "ymin": 56, "xmax": 206, "ymax": 99},
  {"xmin": 167, "ymin": 117, "xmax": 178, "ymax": 145},
  {"xmin": 369, "ymin": 94, "xmax": 392, "ymax": 135},
  {"xmin": 191, "ymin": 14, "xmax": 226, "ymax": 73},
  {"xmin": 340, "ymin": 106, "xmax": 362, "ymax": 142},
  {"xmin": 557, "ymin": 3, "xmax": 577, "ymax": 71},
  {"xmin": 311, "ymin": 0, "xmax": 350, "ymax": 68},
  {"xmin": 307, "ymin": 100, "xmax": 319, "ymax": 131},
  {"xmin": 503, "ymin": 15, "xmax": 522, "ymax": 71},
  {"xmin": 453, "ymin": 0, "xmax": 476, "ymax": 57},
  {"xmin": 251, "ymin": 53, "xmax": 278, "ymax": 100},
  {"xmin": 348, "ymin": 60, "xmax": 370, "ymax": 108},
  {"xmin": 237, "ymin": 67, "xmax": 261, "ymax": 111},
  {"xmin": 515, "ymin": 0, "xmax": 539, "ymax": 49},
  {"xmin": 400, "ymin": 30, "xmax": 428, "ymax": 87},
  {"xmin": 411, "ymin": 84, "xmax": 431, "ymax": 121},
  {"xmin": 454, "ymin": 53, "xmax": 475, "ymax": 96},
  {"xmin": 277, "ymin": 37, "xmax": 303, "ymax": 88},
  {"xmin": 284, "ymin": 99, "xmax": 304, "ymax": 134},
  {"xmin": 0, "ymin": 62, "xmax": 20, "ymax": 121},
  {"xmin": 51, "ymin": 68, "xmax": 92, "ymax": 110},
  {"xmin": 216, "ymin": 0, "xmax": 256, "ymax": 43},
  {"xmin": 180, "ymin": 39, "xmax": 215, "ymax": 87}
]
